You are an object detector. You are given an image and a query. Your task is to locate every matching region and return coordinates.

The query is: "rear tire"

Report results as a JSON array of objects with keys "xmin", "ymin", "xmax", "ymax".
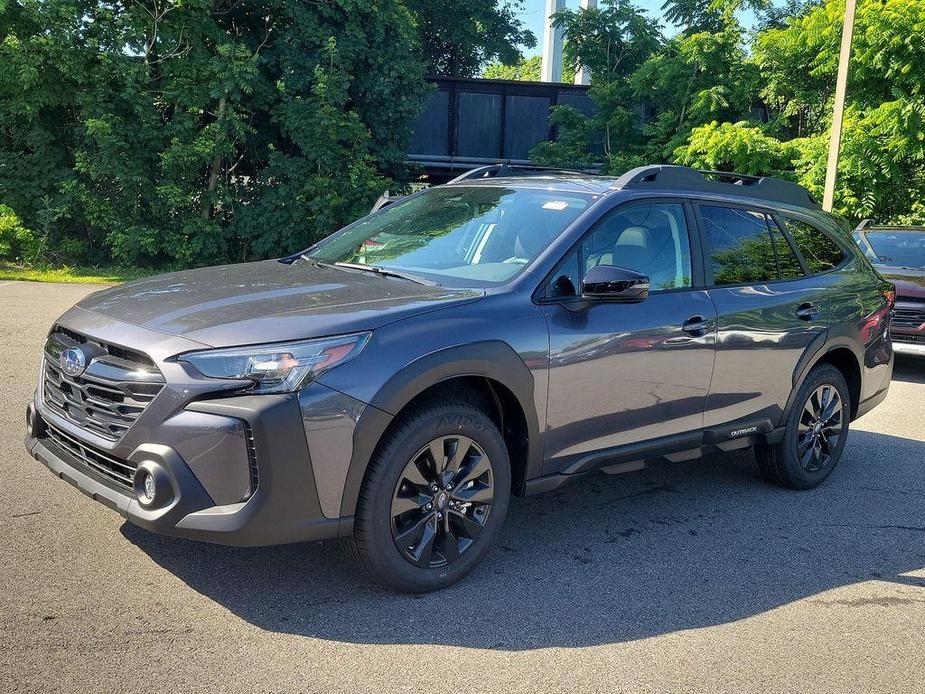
[
  {"xmin": 347, "ymin": 400, "xmax": 511, "ymax": 593},
  {"xmin": 756, "ymin": 364, "xmax": 850, "ymax": 490}
]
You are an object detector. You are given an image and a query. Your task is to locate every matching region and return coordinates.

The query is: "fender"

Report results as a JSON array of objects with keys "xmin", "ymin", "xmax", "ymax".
[
  {"xmin": 781, "ymin": 334, "xmax": 863, "ymax": 428},
  {"xmin": 338, "ymin": 340, "xmax": 543, "ymax": 517}
]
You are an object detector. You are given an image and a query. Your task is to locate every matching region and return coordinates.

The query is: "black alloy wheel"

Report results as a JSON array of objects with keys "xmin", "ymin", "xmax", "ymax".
[
  {"xmin": 390, "ymin": 435, "xmax": 494, "ymax": 569},
  {"xmin": 796, "ymin": 384, "xmax": 844, "ymax": 472}
]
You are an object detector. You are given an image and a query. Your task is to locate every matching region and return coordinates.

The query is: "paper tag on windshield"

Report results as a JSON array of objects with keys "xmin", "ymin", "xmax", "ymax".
[{"xmin": 543, "ymin": 201, "xmax": 570, "ymax": 211}]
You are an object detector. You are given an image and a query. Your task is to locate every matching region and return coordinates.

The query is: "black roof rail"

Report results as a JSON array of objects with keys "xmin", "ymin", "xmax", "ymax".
[
  {"xmin": 614, "ymin": 165, "xmax": 820, "ymax": 210},
  {"xmin": 447, "ymin": 162, "xmax": 602, "ymax": 184}
]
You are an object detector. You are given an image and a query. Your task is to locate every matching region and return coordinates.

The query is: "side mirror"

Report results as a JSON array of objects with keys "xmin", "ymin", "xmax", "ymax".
[{"xmin": 581, "ymin": 265, "xmax": 650, "ymax": 303}]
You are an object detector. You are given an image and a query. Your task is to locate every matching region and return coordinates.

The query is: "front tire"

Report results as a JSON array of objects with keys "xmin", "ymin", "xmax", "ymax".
[
  {"xmin": 347, "ymin": 400, "xmax": 511, "ymax": 593},
  {"xmin": 756, "ymin": 364, "xmax": 851, "ymax": 490}
]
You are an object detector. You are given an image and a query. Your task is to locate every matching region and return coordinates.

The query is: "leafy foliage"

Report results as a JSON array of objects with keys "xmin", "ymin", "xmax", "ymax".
[
  {"xmin": 405, "ymin": 0, "xmax": 535, "ymax": 77},
  {"xmin": 483, "ymin": 55, "xmax": 542, "ymax": 81},
  {"xmin": 0, "ymin": 0, "xmax": 428, "ymax": 269},
  {"xmin": 0, "ymin": 204, "xmax": 38, "ymax": 262},
  {"xmin": 675, "ymin": 121, "xmax": 802, "ymax": 177},
  {"xmin": 754, "ymin": 0, "xmax": 925, "ymax": 222},
  {"xmin": 532, "ymin": 0, "xmax": 925, "ymax": 225}
]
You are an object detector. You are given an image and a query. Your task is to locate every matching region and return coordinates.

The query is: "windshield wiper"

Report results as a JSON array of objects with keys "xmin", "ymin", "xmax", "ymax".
[{"xmin": 332, "ymin": 262, "xmax": 438, "ymax": 286}]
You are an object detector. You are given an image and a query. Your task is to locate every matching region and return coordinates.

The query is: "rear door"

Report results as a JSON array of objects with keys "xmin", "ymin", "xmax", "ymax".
[{"xmin": 696, "ymin": 202, "xmax": 830, "ymax": 431}]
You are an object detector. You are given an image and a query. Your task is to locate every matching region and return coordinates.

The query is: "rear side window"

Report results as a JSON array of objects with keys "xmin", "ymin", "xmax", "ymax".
[
  {"xmin": 699, "ymin": 205, "xmax": 780, "ymax": 286},
  {"xmin": 782, "ymin": 218, "xmax": 846, "ymax": 273}
]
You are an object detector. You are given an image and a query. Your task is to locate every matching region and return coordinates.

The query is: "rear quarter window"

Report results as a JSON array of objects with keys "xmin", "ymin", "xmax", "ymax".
[{"xmin": 783, "ymin": 218, "xmax": 846, "ymax": 273}]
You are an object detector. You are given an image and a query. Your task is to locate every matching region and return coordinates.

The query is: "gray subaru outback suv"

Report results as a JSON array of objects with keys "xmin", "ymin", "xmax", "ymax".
[{"xmin": 25, "ymin": 165, "xmax": 894, "ymax": 592}]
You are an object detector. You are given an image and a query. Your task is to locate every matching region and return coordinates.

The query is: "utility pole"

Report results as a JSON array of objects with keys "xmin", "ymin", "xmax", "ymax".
[
  {"xmin": 574, "ymin": 0, "xmax": 598, "ymax": 85},
  {"xmin": 541, "ymin": 0, "xmax": 565, "ymax": 83},
  {"xmin": 822, "ymin": 0, "xmax": 858, "ymax": 212}
]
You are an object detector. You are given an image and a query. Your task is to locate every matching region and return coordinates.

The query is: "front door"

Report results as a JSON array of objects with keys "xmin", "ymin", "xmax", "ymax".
[{"xmin": 540, "ymin": 200, "xmax": 716, "ymax": 473}]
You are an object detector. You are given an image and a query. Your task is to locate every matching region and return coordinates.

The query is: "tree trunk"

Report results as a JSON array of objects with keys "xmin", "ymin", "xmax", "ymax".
[{"xmin": 202, "ymin": 95, "xmax": 228, "ymax": 220}]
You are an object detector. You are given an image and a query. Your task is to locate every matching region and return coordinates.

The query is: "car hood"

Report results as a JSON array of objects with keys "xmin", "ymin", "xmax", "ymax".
[
  {"xmin": 77, "ymin": 260, "xmax": 483, "ymax": 347},
  {"xmin": 875, "ymin": 265, "xmax": 925, "ymax": 299}
]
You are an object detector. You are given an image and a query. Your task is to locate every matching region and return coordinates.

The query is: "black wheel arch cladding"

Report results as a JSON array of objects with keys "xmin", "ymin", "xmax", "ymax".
[{"xmin": 338, "ymin": 340, "xmax": 541, "ymax": 518}]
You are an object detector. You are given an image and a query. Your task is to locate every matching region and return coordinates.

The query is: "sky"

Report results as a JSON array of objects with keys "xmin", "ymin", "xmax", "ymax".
[{"xmin": 515, "ymin": 0, "xmax": 761, "ymax": 53}]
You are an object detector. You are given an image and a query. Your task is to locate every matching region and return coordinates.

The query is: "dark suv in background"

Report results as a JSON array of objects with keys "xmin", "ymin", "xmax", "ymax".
[
  {"xmin": 853, "ymin": 221, "xmax": 925, "ymax": 356},
  {"xmin": 25, "ymin": 165, "xmax": 894, "ymax": 592}
]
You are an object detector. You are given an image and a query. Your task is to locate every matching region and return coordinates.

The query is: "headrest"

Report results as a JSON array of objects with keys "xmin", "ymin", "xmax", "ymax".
[{"xmin": 615, "ymin": 226, "xmax": 648, "ymax": 248}]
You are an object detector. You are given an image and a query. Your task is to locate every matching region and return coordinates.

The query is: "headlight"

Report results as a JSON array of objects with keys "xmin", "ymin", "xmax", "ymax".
[{"xmin": 179, "ymin": 332, "xmax": 370, "ymax": 394}]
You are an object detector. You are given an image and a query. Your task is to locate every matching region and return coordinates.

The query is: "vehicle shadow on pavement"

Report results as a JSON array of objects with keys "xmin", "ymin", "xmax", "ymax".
[
  {"xmin": 893, "ymin": 354, "xmax": 925, "ymax": 384},
  {"xmin": 123, "ymin": 429, "xmax": 925, "ymax": 650}
]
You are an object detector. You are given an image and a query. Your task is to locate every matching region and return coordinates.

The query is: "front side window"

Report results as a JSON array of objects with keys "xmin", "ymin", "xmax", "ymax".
[
  {"xmin": 308, "ymin": 186, "xmax": 591, "ymax": 287},
  {"xmin": 700, "ymin": 205, "xmax": 780, "ymax": 286},
  {"xmin": 546, "ymin": 202, "xmax": 694, "ymax": 297},
  {"xmin": 784, "ymin": 218, "xmax": 846, "ymax": 273},
  {"xmin": 584, "ymin": 202, "xmax": 693, "ymax": 292}
]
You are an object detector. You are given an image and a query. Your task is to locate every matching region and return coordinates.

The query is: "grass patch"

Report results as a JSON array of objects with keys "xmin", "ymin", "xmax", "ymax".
[{"xmin": 0, "ymin": 263, "xmax": 153, "ymax": 284}]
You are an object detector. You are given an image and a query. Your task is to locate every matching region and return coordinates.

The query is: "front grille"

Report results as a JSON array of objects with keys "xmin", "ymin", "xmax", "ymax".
[
  {"xmin": 45, "ymin": 422, "xmax": 136, "ymax": 489},
  {"xmin": 893, "ymin": 332, "xmax": 923, "ymax": 344},
  {"xmin": 42, "ymin": 327, "xmax": 165, "ymax": 441},
  {"xmin": 893, "ymin": 306, "xmax": 925, "ymax": 329},
  {"xmin": 896, "ymin": 295, "xmax": 925, "ymax": 304}
]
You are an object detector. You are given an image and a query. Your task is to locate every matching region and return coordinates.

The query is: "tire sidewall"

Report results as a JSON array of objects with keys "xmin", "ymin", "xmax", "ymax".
[
  {"xmin": 358, "ymin": 405, "xmax": 511, "ymax": 592},
  {"xmin": 782, "ymin": 365, "xmax": 851, "ymax": 488}
]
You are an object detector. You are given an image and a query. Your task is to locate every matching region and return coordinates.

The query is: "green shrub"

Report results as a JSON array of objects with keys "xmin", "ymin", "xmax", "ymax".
[{"xmin": 0, "ymin": 205, "xmax": 39, "ymax": 262}]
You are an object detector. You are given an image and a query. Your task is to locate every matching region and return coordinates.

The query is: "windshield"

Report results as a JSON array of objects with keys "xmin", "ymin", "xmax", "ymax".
[
  {"xmin": 307, "ymin": 186, "xmax": 593, "ymax": 286},
  {"xmin": 858, "ymin": 230, "xmax": 925, "ymax": 269}
]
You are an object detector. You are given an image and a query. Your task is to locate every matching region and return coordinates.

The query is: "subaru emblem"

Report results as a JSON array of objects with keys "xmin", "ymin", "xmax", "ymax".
[{"xmin": 59, "ymin": 347, "xmax": 87, "ymax": 377}]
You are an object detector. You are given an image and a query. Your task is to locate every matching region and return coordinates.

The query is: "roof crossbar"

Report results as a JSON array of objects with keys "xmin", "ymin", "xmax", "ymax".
[{"xmin": 614, "ymin": 165, "xmax": 820, "ymax": 210}]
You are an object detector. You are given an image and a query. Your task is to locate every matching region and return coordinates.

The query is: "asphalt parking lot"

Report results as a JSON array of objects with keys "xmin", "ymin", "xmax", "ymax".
[{"xmin": 1, "ymin": 280, "xmax": 923, "ymax": 694}]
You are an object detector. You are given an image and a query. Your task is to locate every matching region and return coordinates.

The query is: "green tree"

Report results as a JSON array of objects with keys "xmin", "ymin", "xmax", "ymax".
[
  {"xmin": 530, "ymin": 0, "xmax": 758, "ymax": 171},
  {"xmin": 405, "ymin": 0, "xmax": 536, "ymax": 77},
  {"xmin": 0, "ymin": 0, "xmax": 428, "ymax": 268},
  {"xmin": 632, "ymin": 16, "xmax": 759, "ymax": 160},
  {"xmin": 530, "ymin": 0, "xmax": 662, "ymax": 168},
  {"xmin": 753, "ymin": 0, "xmax": 925, "ymax": 222},
  {"xmin": 483, "ymin": 55, "xmax": 543, "ymax": 81},
  {"xmin": 674, "ymin": 121, "xmax": 802, "ymax": 177}
]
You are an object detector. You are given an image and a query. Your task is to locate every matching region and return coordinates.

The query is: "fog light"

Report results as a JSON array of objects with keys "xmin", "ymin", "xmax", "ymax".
[
  {"xmin": 142, "ymin": 472, "xmax": 156, "ymax": 501},
  {"xmin": 133, "ymin": 462, "xmax": 173, "ymax": 509}
]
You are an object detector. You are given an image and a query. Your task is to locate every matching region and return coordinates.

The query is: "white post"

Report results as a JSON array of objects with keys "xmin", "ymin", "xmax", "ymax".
[
  {"xmin": 822, "ymin": 0, "xmax": 857, "ymax": 212},
  {"xmin": 541, "ymin": 0, "xmax": 565, "ymax": 83},
  {"xmin": 574, "ymin": 0, "xmax": 597, "ymax": 85}
]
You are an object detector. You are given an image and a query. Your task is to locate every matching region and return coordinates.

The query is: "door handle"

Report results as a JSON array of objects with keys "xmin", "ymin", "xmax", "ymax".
[
  {"xmin": 682, "ymin": 315, "xmax": 715, "ymax": 336},
  {"xmin": 795, "ymin": 302, "xmax": 821, "ymax": 321}
]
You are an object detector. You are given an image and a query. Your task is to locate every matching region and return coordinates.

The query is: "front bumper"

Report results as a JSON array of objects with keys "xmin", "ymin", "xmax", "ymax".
[
  {"xmin": 891, "ymin": 330, "xmax": 925, "ymax": 357},
  {"xmin": 27, "ymin": 390, "xmax": 354, "ymax": 547},
  {"xmin": 891, "ymin": 299, "xmax": 925, "ymax": 356}
]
